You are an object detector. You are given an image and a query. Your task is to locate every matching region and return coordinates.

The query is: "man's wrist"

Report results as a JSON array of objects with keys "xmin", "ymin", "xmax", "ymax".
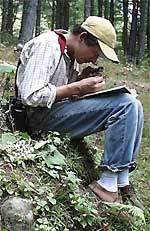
[
  {"xmin": 56, "ymin": 82, "xmax": 81, "ymax": 100},
  {"xmin": 68, "ymin": 82, "xmax": 81, "ymax": 96}
]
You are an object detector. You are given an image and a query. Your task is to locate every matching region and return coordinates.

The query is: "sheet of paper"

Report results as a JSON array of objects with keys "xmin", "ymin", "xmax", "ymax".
[{"xmin": 81, "ymin": 85, "xmax": 137, "ymax": 98}]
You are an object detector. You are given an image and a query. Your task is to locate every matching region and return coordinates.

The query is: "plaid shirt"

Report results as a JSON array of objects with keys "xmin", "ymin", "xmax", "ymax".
[{"xmin": 17, "ymin": 31, "xmax": 79, "ymax": 108}]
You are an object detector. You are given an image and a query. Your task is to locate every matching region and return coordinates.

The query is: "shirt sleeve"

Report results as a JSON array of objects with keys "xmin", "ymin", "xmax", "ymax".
[{"xmin": 17, "ymin": 35, "xmax": 61, "ymax": 108}]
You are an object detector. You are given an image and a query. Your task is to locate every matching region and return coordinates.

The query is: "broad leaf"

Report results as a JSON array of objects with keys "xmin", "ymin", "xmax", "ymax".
[
  {"xmin": 34, "ymin": 140, "xmax": 48, "ymax": 150},
  {"xmin": 47, "ymin": 193, "xmax": 56, "ymax": 205},
  {"xmin": 1, "ymin": 132, "xmax": 16, "ymax": 145},
  {"xmin": 0, "ymin": 63, "xmax": 16, "ymax": 74},
  {"xmin": 44, "ymin": 151, "xmax": 66, "ymax": 166}
]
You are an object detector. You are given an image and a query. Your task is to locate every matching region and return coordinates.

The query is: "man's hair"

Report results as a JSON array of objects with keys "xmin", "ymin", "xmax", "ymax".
[{"xmin": 71, "ymin": 24, "xmax": 99, "ymax": 47}]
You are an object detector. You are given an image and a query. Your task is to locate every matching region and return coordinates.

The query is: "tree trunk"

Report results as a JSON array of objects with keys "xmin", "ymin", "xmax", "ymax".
[
  {"xmin": 35, "ymin": 0, "xmax": 42, "ymax": 36},
  {"xmin": 97, "ymin": 0, "xmax": 103, "ymax": 17},
  {"xmin": 18, "ymin": 0, "xmax": 38, "ymax": 45},
  {"xmin": 109, "ymin": 0, "xmax": 114, "ymax": 25},
  {"xmin": 137, "ymin": 0, "xmax": 149, "ymax": 64},
  {"xmin": 6, "ymin": 0, "xmax": 14, "ymax": 35},
  {"xmin": 51, "ymin": 0, "xmax": 56, "ymax": 30},
  {"xmin": 55, "ymin": 0, "xmax": 69, "ymax": 29},
  {"xmin": 63, "ymin": 0, "xmax": 70, "ymax": 30},
  {"xmin": 104, "ymin": 0, "xmax": 109, "ymax": 19},
  {"xmin": 128, "ymin": 0, "xmax": 139, "ymax": 62},
  {"xmin": 84, "ymin": 0, "xmax": 91, "ymax": 19},
  {"xmin": 56, "ymin": 0, "xmax": 65, "ymax": 28},
  {"xmin": 13, "ymin": 0, "xmax": 20, "ymax": 25},
  {"xmin": 1, "ymin": 0, "xmax": 8, "ymax": 33},
  {"xmin": 19, "ymin": 0, "xmax": 28, "ymax": 39},
  {"xmin": 147, "ymin": 0, "xmax": 150, "ymax": 58},
  {"xmin": 122, "ymin": 0, "xmax": 128, "ymax": 56},
  {"xmin": 90, "ymin": 0, "xmax": 95, "ymax": 15},
  {"xmin": 56, "ymin": 0, "xmax": 60, "ymax": 28}
]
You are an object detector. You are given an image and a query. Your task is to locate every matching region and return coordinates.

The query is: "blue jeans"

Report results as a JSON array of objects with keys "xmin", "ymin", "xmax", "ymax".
[{"xmin": 27, "ymin": 93, "xmax": 143, "ymax": 172}]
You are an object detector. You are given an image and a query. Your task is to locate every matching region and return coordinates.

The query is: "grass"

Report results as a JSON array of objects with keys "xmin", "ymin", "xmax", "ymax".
[{"xmin": 0, "ymin": 43, "xmax": 19, "ymax": 64}]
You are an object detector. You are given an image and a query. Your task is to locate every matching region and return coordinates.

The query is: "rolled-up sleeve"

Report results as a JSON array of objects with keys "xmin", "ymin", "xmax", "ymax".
[
  {"xmin": 17, "ymin": 33, "xmax": 61, "ymax": 108},
  {"xmin": 24, "ymin": 84, "xmax": 56, "ymax": 108}
]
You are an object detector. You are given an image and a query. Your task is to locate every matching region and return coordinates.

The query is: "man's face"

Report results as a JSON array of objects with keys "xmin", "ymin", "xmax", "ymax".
[{"xmin": 73, "ymin": 36, "xmax": 102, "ymax": 64}]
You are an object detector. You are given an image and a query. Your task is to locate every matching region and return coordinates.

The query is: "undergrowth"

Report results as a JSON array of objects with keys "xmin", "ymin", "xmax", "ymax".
[{"xmin": 0, "ymin": 98, "xmax": 147, "ymax": 231}]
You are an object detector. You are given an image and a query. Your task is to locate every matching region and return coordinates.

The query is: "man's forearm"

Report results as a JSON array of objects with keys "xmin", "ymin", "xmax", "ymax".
[{"xmin": 56, "ymin": 82, "xmax": 81, "ymax": 100}]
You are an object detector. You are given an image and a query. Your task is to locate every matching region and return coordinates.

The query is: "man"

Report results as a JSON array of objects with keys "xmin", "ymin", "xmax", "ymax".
[{"xmin": 16, "ymin": 16, "xmax": 143, "ymax": 203}]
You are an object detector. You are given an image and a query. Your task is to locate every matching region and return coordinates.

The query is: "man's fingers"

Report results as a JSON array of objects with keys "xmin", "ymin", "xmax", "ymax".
[
  {"xmin": 79, "ymin": 77, "xmax": 105, "ymax": 95},
  {"xmin": 96, "ymin": 80, "xmax": 105, "ymax": 87},
  {"xmin": 99, "ymin": 80, "xmax": 105, "ymax": 85},
  {"xmin": 93, "ymin": 76, "xmax": 104, "ymax": 83},
  {"xmin": 95, "ymin": 80, "xmax": 105, "ymax": 91}
]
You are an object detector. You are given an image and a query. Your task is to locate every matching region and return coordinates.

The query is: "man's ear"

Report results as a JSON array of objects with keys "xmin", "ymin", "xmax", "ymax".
[{"xmin": 79, "ymin": 32, "xmax": 87, "ymax": 42}]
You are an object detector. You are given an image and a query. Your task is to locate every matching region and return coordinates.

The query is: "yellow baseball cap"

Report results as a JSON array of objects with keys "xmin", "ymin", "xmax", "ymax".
[{"xmin": 81, "ymin": 16, "xmax": 119, "ymax": 63}]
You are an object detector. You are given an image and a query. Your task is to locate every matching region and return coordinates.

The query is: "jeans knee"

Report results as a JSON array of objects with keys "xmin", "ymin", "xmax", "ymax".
[
  {"xmin": 126, "ymin": 97, "xmax": 144, "ymax": 131},
  {"xmin": 118, "ymin": 93, "xmax": 136, "ymax": 107},
  {"xmin": 122, "ymin": 95, "xmax": 139, "ymax": 123},
  {"xmin": 136, "ymin": 99, "xmax": 143, "ymax": 115},
  {"xmin": 128, "ymin": 98, "xmax": 144, "ymax": 118},
  {"xmin": 122, "ymin": 94, "xmax": 136, "ymax": 108},
  {"xmin": 135, "ymin": 100, "xmax": 144, "ymax": 129},
  {"xmin": 125, "ymin": 93, "xmax": 137, "ymax": 103}
]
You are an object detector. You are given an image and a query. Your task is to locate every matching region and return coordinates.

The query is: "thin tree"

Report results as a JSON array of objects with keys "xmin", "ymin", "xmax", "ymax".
[
  {"xmin": 6, "ymin": 0, "xmax": 14, "ymax": 35},
  {"xmin": 35, "ymin": 0, "xmax": 42, "ymax": 36},
  {"xmin": 97, "ymin": 0, "xmax": 103, "ymax": 17},
  {"xmin": 109, "ymin": 0, "xmax": 114, "ymax": 25},
  {"xmin": 56, "ymin": 0, "xmax": 64, "ymax": 28},
  {"xmin": 84, "ymin": 0, "xmax": 91, "ymax": 19},
  {"xmin": 1, "ymin": 0, "xmax": 8, "ymax": 33},
  {"xmin": 18, "ymin": 0, "xmax": 28, "ymax": 39},
  {"xmin": 51, "ymin": 0, "xmax": 56, "ymax": 30},
  {"xmin": 147, "ymin": 0, "xmax": 150, "ymax": 59},
  {"xmin": 90, "ymin": 0, "xmax": 95, "ymax": 15},
  {"xmin": 122, "ymin": 0, "xmax": 129, "ymax": 56},
  {"xmin": 55, "ymin": 0, "xmax": 70, "ymax": 30},
  {"xmin": 104, "ymin": 0, "xmax": 109, "ymax": 19},
  {"xmin": 128, "ymin": 0, "xmax": 139, "ymax": 62},
  {"xmin": 13, "ymin": 0, "xmax": 21, "ymax": 26},
  {"xmin": 63, "ymin": 0, "xmax": 70, "ymax": 30},
  {"xmin": 137, "ymin": 0, "xmax": 149, "ymax": 64},
  {"xmin": 18, "ymin": 0, "xmax": 38, "ymax": 46}
]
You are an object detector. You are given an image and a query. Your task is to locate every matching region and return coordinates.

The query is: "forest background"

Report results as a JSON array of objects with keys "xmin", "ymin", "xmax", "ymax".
[{"xmin": 0, "ymin": 0, "xmax": 150, "ymax": 231}]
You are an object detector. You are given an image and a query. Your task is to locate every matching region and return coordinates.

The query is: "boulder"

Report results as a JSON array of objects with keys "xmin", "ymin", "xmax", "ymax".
[{"xmin": 1, "ymin": 197, "xmax": 33, "ymax": 231}]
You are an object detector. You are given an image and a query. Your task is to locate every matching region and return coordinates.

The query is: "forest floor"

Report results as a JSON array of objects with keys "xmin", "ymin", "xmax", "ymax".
[{"xmin": 0, "ymin": 44, "xmax": 150, "ymax": 230}]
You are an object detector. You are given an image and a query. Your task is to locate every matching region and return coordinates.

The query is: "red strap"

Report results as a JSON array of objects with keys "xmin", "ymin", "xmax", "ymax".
[{"xmin": 54, "ymin": 30, "xmax": 66, "ymax": 55}]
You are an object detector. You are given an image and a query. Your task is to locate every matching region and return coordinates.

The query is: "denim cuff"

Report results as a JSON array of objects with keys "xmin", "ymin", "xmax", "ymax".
[{"xmin": 99, "ymin": 161, "xmax": 137, "ymax": 173}]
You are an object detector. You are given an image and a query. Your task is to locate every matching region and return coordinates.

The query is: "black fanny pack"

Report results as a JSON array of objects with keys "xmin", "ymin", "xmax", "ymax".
[{"xmin": 5, "ymin": 96, "xmax": 27, "ymax": 133}]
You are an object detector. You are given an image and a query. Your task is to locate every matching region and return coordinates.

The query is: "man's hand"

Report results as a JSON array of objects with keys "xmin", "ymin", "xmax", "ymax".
[
  {"xmin": 56, "ymin": 76, "xmax": 105, "ymax": 100},
  {"xmin": 77, "ymin": 76, "xmax": 105, "ymax": 96}
]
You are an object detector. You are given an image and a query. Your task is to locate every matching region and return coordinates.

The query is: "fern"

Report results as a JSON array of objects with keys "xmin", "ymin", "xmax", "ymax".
[{"xmin": 104, "ymin": 202, "xmax": 145, "ymax": 224}]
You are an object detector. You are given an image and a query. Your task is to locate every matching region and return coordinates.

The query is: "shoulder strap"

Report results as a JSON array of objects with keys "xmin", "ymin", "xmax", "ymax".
[
  {"xmin": 15, "ymin": 59, "xmax": 21, "ymax": 97},
  {"xmin": 51, "ymin": 30, "xmax": 66, "ymax": 77},
  {"xmin": 54, "ymin": 30, "xmax": 66, "ymax": 55}
]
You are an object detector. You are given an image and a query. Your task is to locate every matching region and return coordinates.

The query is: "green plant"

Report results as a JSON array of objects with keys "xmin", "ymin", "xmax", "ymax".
[{"xmin": 0, "ymin": 63, "xmax": 16, "ymax": 74}]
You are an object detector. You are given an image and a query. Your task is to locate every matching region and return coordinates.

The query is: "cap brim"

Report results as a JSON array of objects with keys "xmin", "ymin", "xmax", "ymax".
[{"xmin": 98, "ymin": 40, "xmax": 119, "ymax": 63}]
